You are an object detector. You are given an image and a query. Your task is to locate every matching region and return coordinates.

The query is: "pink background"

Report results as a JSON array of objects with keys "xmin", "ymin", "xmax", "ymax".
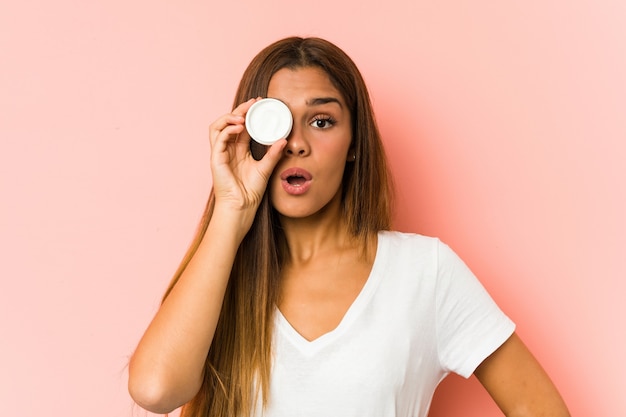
[{"xmin": 1, "ymin": 0, "xmax": 624, "ymax": 416}]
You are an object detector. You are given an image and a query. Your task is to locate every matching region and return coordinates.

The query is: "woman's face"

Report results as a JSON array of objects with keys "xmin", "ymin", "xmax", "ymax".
[{"xmin": 266, "ymin": 66, "xmax": 353, "ymax": 220}]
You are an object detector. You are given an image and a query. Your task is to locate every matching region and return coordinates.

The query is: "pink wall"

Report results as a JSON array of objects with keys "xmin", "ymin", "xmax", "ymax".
[{"xmin": 1, "ymin": 1, "xmax": 624, "ymax": 416}]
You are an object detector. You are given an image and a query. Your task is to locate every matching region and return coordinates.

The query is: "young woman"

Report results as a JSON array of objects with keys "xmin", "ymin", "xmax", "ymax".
[{"xmin": 128, "ymin": 37, "xmax": 570, "ymax": 417}]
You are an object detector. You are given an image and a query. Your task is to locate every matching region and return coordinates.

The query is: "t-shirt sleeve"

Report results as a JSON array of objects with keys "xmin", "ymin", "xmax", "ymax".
[{"xmin": 435, "ymin": 240, "xmax": 515, "ymax": 378}]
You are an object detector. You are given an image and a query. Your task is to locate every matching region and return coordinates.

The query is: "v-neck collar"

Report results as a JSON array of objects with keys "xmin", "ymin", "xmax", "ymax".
[{"xmin": 274, "ymin": 232, "xmax": 389, "ymax": 356}]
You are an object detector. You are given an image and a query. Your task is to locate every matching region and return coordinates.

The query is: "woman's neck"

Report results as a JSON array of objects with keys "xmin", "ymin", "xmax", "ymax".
[{"xmin": 278, "ymin": 197, "xmax": 355, "ymax": 266}]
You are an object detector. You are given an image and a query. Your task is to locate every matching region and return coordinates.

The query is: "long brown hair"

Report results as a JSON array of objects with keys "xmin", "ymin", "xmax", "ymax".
[{"xmin": 163, "ymin": 37, "xmax": 393, "ymax": 417}]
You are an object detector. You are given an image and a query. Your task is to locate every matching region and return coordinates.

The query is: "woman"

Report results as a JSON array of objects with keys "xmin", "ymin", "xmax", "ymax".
[{"xmin": 128, "ymin": 37, "xmax": 570, "ymax": 417}]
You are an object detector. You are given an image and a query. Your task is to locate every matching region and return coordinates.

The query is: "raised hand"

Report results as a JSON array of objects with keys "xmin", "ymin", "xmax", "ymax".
[{"xmin": 209, "ymin": 98, "xmax": 287, "ymax": 215}]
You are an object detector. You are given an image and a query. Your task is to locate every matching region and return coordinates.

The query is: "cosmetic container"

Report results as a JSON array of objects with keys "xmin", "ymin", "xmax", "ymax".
[{"xmin": 245, "ymin": 98, "xmax": 293, "ymax": 145}]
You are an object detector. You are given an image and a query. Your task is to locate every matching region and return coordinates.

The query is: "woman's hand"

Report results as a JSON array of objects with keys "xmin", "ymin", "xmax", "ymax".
[{"xmin": 209, "ymin": 98, "xmax": 287, "ymax": 215}]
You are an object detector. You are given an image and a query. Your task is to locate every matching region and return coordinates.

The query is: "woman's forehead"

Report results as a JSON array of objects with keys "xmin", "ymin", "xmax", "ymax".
[{"xmin": 267, "ymin": 67, "xmax": 346, "ymax": 108}]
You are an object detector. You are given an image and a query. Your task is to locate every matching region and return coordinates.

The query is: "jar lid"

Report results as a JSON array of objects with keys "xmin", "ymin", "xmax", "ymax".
[{"xmin": 245, "ymin": 98, "xmax": 293, "ymax": 145}]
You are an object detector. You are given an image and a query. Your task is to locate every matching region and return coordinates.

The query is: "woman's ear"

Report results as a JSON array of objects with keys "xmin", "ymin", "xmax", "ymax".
[{"xmin": 347, "ymin": 148, "xmax": 356, "ymax": 162}]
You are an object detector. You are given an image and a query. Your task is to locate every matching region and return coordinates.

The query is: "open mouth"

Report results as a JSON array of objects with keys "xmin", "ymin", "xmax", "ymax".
[
  {"xmin": 286, "ymin": 174, "xmax": 307, "ymax": 186},
  {"xmin": 280, "ymin": 168, "xmax": 312, "ymax": 193}
]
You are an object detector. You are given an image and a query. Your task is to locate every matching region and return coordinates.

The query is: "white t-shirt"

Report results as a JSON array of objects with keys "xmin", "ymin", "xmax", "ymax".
[{"xmin": 254, "ymin": 231, "xmax": 515, "ymax": 417}]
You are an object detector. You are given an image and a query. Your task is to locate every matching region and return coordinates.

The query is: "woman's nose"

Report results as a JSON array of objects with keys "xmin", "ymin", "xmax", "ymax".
[{"xmin": 283, "ymin": 127, "xmax": 310, "ymax": 157}]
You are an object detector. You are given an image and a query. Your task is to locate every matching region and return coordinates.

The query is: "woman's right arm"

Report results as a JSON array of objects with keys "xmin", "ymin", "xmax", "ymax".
[{"xmin": 128, "ymin": 98, "xmax": 287, "ymax": 414}]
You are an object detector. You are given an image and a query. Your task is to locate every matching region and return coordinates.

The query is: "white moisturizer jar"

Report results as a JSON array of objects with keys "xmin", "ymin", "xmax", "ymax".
[{"xmin": 245, "ymin": 98, "xmax": 293, "ymax": 145}]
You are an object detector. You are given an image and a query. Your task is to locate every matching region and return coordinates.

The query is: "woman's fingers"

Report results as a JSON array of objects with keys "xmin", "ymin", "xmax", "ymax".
[
  {"xmin": 211, "ymin": 123, "xmax": 245, "ymax": 156},
  {"xmin": 256, "ymin": 139, "xmax": 288, "ymax": 179},
  {"xmin": 209, "ymin": 98, "xmax": 259, "ymax": 149},
  {"xmin": 209, "ymin": 114, "xmax": 243, "ymax": 149}
]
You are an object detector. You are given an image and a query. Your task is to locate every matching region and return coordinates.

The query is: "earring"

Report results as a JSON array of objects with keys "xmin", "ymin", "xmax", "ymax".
[{"xmin": 348, "ymin": 151, "xmax": 356, "ymax": 162}]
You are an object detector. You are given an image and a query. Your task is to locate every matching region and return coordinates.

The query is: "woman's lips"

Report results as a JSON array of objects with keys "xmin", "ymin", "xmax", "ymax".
[{"xmin": 280, "ymin": 167, "xmax": 312, "ymax": 195}]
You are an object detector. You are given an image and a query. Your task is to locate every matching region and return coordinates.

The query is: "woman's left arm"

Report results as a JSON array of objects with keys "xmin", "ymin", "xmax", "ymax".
[{"xmin": 474, "ymin": 332, "xmax": 571, "ymax": 417}]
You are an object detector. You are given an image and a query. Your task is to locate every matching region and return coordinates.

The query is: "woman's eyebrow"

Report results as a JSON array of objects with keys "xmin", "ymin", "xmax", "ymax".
[{"xmin": 306, "ymin": 97, "xmax": 343, "ymax": 108}]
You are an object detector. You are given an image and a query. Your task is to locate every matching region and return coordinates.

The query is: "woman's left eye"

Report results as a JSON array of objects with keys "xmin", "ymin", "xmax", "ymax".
[{"xmin": 311, "ymin": 116, "xmax": 336, "ymax": 129}]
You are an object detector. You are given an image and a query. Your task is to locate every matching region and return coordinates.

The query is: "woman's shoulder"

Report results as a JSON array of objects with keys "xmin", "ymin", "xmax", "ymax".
[
  {"xmin": 377, "ymin": 230, "xmax": 463, "ymax": 266},
  {"xmin": 378, "ymin": 230, "xmax": 441, "ymax": 247},
  {"xmin": 375, "ymin": 230, "xmax": 446, "ymax": 264}
]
